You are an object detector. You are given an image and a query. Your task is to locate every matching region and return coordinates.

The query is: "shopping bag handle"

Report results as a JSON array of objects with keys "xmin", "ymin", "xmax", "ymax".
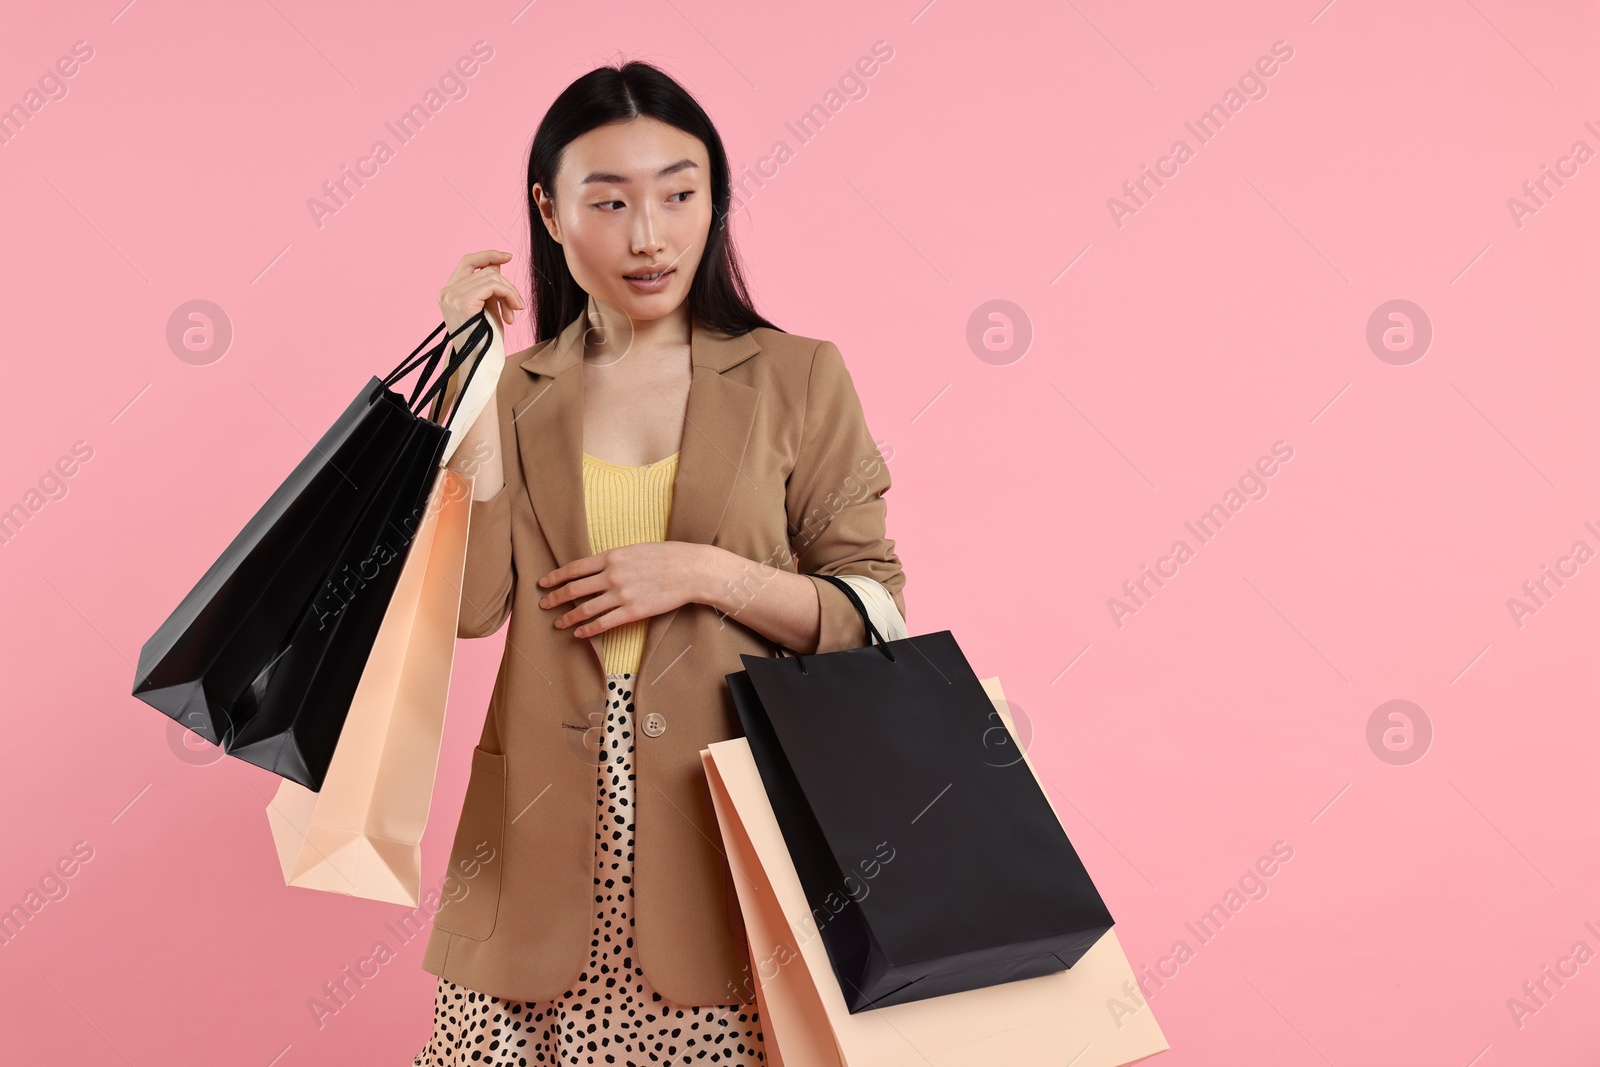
[
  {"xmin": 380, "ymin": 309, "xmax": 494, "ymax": 429},
  {"xmin": 768, "ymin": 572, "xmax": 895, "ymax": 671},
  {"xmin": 381, "ymin": 310, "xmax": 481, "ymax": 396},
  {"xmin": 416, "ymin": 313, "xmax": 494, "ymax": 428}
]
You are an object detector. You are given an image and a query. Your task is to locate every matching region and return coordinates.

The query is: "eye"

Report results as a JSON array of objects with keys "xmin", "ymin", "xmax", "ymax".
[
  {"xmin": 596, "ymin": 200, "xmax": 625, "ymax": 211},
  {"xmin": 669, "ymin": 191, "xmax": 693, "ymax": 203}
]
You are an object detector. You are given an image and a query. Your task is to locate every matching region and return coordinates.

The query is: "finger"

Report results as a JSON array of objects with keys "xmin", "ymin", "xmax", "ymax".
[
  {"xmin": 441, "ymin": 269, "xmax": 512, "ymax": 302},
  {"xmin": 466, "ymin": 264, "xmax": 528, "ymax": 309},
  {"xmin": 540, "ymin": 573, "xmax": 602, "ymax": 609},
  {"xmin": 441, "ymin": 268, "xmax": 528, "ymax": 317},
  {"xmin": 459, "ymin": 277, "xmax": 528, "ymax": 316},
  {"xmin": 440, "ymin": 281, "xmax": 520, "ymax": 333},
  {"xmin": 540, "ymin": 555, "xmax": 603, "ymax": 589},
  {"xmin": 479, "ymin": 292, "xmax": 517, "ymax": 322},
  {"xmin": 442, "ymin": 254, "xmax": 511, "ymax": 297},
  {"xmin": 446, "ymin": 249, "xmax": 513, "ymax": 287},
  {"xmin": 557, "ymin": 592, "xmax": 617, "ymax": 631},
  {"xmin": 484, "ymin": 289, "xmax": 513, "ymax": 326},
  {"xmin": 572, "ymin": 605, "xmax": 635, "ymax": 639}
]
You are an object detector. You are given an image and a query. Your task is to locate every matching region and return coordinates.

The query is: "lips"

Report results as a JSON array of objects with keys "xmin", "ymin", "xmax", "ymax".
[{"xmin": 624, "ymin": 267, "xmax": 674, "ymax": 280}]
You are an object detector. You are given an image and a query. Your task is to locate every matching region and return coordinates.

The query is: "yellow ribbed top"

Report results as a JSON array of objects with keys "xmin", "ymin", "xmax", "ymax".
[{"xmin": 582, "ymin": 450, "xmax": 680, "ymax": 675}]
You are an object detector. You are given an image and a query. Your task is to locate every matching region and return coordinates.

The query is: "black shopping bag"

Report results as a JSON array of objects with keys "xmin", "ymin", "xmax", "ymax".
[
  {"xmin": 132, "ymin": 310, "xmax": 493, "ymax": 788},
  {"xmin": 726, "ymin": 574, "xmax": 1114, "ymax": 1014},
  {"xmin": 221, "ymin": 408, "xmax": 447, "ymax": 788}
]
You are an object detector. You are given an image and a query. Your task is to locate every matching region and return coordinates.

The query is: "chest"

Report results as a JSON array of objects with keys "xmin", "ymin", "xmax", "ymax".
[{"xmin": 580, "ymin": 351, "xmax": 692, "ymax": 465}]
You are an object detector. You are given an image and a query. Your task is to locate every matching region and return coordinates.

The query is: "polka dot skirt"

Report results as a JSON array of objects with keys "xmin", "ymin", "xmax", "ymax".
[{"xmin": 414, "ymin": 672, "xmax": 768, "ymax": 1066}]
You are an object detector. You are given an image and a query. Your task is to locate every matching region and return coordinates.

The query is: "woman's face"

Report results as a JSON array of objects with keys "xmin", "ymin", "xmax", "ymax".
[{"xmin": 535, "ymin": 116, "xmax": 713, "ymax": 329}]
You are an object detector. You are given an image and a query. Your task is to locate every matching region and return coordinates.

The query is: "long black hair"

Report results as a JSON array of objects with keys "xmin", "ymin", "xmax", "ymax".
[{"xmin": 524, "ymin": 60, "xmax": 780, "ymax": 342}]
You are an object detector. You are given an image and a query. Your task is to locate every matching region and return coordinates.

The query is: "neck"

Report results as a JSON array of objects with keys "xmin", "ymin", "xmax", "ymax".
[{"xmin": 584, "ymin": 298, "xmax": 691, "ymax": 367}]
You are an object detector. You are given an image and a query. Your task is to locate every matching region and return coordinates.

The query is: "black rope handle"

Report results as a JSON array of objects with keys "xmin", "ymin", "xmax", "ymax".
[
  {"xmin": 769, "ymin": 572, "xmax": 896, "ymax": 672},
  {"xmin": 379, "ymin": 309, "xmax": 493, "ymax": 430},
  {"xmin": 414, "ymin": 315, "xmax": 493, "ymax": 429},
  {"xmin": 380, "ymin": 311, "xmax": 477, "ymax": 390}
]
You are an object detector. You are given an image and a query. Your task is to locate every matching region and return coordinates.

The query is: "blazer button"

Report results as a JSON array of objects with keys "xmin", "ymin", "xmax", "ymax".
[{"xmin": 642, "ymin": 712, "xmax": 667, "ymax": 737}]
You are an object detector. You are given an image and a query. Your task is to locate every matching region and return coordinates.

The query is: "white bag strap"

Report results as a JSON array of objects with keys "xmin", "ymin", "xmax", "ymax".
[
  {"xmin": 436, "ymin": 308, "xmax": 507, "ymax": 464},
  {"xmin": 834, "ymin": 574, "xmax": 908, "ymax": 641}
]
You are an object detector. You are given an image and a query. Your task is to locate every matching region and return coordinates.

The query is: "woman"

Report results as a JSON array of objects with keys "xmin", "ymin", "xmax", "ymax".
[{"xmin": 413, "ymin": 61, "xmax": 907, "ymax": 1065}]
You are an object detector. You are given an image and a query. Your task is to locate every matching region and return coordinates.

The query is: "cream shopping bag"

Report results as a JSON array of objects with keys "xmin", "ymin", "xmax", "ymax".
[
  {"xmin": 700, "ymin": 675, "xmax": 1170, "ymax": 1067},
  {"xmin": 265, "ymin": 466, "xmax": 473, "ymax": 905}
]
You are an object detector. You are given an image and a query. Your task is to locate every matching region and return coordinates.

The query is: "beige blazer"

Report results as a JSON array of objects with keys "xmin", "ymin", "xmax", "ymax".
[{"xmin": 421, "ymin": 304, "xmax": 908, "ymax": 1006}]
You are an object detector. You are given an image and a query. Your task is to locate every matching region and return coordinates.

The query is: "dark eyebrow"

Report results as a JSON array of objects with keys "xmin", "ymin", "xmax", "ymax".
[{"xmin": 579, "ymin": 159, "xmax": 699, "ymax": 186}]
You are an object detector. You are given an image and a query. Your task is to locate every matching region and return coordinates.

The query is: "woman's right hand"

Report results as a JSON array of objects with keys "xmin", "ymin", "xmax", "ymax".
[
  {"xmin": 439, "ymin": 249, "xmax": 527, "ymax": 337},
  {"xmin": 438, "ymin": 250, "xmax": 523, "ymax": 500}
]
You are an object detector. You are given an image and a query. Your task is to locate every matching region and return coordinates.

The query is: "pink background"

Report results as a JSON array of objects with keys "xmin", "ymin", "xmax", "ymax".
[{"xmin": 2, "ymin": 1, "xmax": 1596, "ymax": 1063}]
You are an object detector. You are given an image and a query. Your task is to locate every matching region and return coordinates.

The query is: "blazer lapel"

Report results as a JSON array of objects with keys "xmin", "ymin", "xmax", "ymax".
[{"xmin": 512, "ymin": 301, "xmax": 763, "ymax": 676}]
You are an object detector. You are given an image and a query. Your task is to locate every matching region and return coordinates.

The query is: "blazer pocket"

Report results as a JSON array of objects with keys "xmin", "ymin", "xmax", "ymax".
[{"xmin": 431, "ymin": 745, "xmax": 507, "ymax": 941}]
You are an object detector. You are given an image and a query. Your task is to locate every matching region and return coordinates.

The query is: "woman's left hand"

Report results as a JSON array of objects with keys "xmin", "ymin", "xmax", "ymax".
[{"xmin": 537, "ymin": 542, "xmax": 719, "ymax": 639}]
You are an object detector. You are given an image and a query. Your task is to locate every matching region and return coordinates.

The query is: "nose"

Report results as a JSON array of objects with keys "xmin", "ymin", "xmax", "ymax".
[{"xmin": 631, "ymin": 203, "xmax": 665, "ymax": 257}]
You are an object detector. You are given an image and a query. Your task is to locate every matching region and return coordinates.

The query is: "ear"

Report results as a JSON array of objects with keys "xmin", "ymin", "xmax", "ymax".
[{"xmin": 532, "ymin": 182, "xmax": 562, "ymax": 245}]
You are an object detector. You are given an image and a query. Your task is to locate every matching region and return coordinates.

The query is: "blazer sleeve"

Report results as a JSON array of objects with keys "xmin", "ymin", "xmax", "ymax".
[
  {"xmin": 784, "ymin": 340, "xmax": 907, "ymax": 654},
  {"xmin": 449, "ymin": 356, "xmax": 520, "ymax": 640}
]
